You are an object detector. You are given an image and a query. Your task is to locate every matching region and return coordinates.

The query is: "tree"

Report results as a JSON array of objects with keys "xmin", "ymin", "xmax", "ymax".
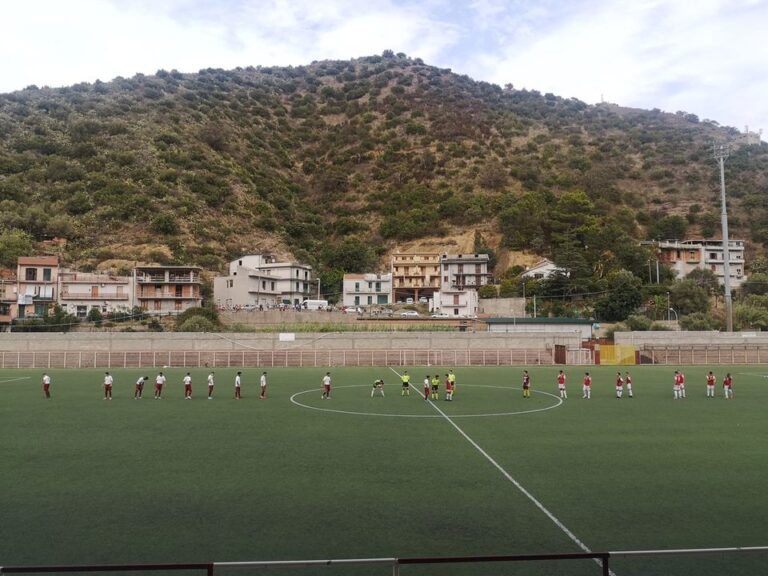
[
  {"xmin": 320, "ymin": 237, "xmax": 376, "ymax": 273},
  {"xmin": 0, "ymin": 229, "xmax": 34, "ymax": 267},
  {"xmin": 679, "ymin": 311, "xmax": 722, "ymax": 331},
  {"xmin": 593, "ymin": 270, "xmax": 642, "ymax": 322},
  {"xmin": 733, "ymin": 304, "xmax": 768, "ymax": 331},
  {"xmin": 740, "ymin": 273, "xmax": 768, "ymax": 297},
  {"xmin": 670, "ymin": 279, "xmax": 710, "ymax": 315},
  {"xmin": 647, "ymin": 215, "xmax": 687, "ymax": 240},
  {"xmin": 478, "ymin": 284, "xmax": 498, "ymax": 298},
  {"xmin": 685, "ymin": 268, "xmax": 720, "ymax": 294}
]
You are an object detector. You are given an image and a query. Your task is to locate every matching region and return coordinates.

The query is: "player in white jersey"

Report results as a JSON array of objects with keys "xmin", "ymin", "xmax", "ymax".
[
  {"xmin": 259, "ymin": 371, "xmax": 268, "ymax": 399},
  {"xmin": 134, "ymin": 376, "xmax": 147, "ymax": 399},
  {"xmin": 234, "ymin": 371, "xmax": 242, "ymax": 399},
  {"xmin": 42, "ymin": 373, "xmax": 51, "ymax": 399},
  {"xmin": 207, "ymin": 371, "xmax": 215, "ymax": 399},
  {"xmin": 322, "ymin": 372, "xmax": 332, "ymax": 399},
  {"xmin": 103, "ymin": 372, "xmax": 114, "ymax": 400},
  {"xmin": 183, "ymin": 372, "xmax": 192, "ymax": 399},
  {"xmin": 154, "ymin": 371, "xmax": 166, "ymax": 399}
]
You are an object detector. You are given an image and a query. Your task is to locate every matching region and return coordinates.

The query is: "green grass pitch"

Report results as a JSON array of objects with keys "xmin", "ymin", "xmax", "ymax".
[{"xmin": 1, "ymin": 365, "xmax": 767, "ymax": 576}]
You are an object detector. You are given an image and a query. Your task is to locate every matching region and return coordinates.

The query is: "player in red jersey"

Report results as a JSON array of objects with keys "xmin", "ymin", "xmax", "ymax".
[
  {"xmin": 625, "ymin": 371, "xmax": 633, "ymax": 398},
  {"xmin": 678, "ymin": 371, "xmax": 686, "ymax": 398},
  {"xmin": 445, "ymin": 373, "xmax": 453, "ymax": 401},
  {"xmin": 615, "ymin": 372, "xmax": 624, "ymax": 399},
  {"xmin": 522, "ymin": 370, "xmax": 531, "ymax": 398},
  {"xmin": 422, "ymin": 376, "xmax": 430, "ymax": 400},
  {"xmin": 42, "ymin": 373, "xmax": 51, "ymax": 399},
  {"xmin": 706, "ymin": 371, "xmax": 716, "ymax": 398},
  {"xmin": 556, "ymin": 370, "xmax": 567, "ymax": 399},
  {"xmin": 723, "ymin": 373, "xmax": 734, "ymax": 399},
  {"xmin": 582, "ymin": 372, "xmax": 592, "ymax": 399}
]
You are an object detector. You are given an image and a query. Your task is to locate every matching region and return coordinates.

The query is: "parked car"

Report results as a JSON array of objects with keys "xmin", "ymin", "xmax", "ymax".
[
  {"xmin": 430, "ymin": 312, "xmax": 450, "ymax": 318},
  {"xmin": 400, "ymin": 310, "xmax": 420, "ymax": 317}
]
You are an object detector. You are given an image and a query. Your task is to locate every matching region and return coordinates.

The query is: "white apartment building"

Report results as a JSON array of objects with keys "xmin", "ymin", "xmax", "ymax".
[
  {"xmin": 214, "ymin": 254, "xmax": 314, "ymax": 309},
  {"xmin": 650, "ymin": 240, "xmax": 746, "ymax": 287},
  {"xmin": 434, "ymin": 289, "xmax": 479, "ymax": 317},
  {"xmin": 342, "ymin": 273, "xmax": 392, "ymax": 307},
  {"xmin": 59, "ymin": 270, "xmax": 133, "ymax": 318}
]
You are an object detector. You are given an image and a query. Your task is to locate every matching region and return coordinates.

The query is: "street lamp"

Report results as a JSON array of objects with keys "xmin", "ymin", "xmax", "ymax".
[{"xmin": 714, "ymin": 143, "xmax": 734, "ymax": 332}]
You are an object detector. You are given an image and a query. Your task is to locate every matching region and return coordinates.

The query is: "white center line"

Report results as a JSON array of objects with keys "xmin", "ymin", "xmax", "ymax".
[{"xmin": 388, "ymin": 367, "xmax": 615, "ymax": 576}]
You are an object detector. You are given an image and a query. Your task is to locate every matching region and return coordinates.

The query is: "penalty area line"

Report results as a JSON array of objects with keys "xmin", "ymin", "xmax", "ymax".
[{"xmin": 387, "ymin": 367, "xmax": 616, "ymax": 576}]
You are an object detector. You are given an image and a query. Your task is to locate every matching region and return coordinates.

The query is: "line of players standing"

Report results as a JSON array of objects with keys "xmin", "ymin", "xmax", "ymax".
[{"xmin": 534, "ymin": 369, "xmax": 734, "ymax": 400}]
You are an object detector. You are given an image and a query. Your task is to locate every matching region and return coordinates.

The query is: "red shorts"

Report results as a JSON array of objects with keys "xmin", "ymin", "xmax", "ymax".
[
  {"xmin": 155, "ymin": 384, "xmax": 163, "ymax": 392},
  {"xmin": 324, "ymin": 384, "xmax": 331, "ymax": 392},
  {"xmin": 43, "ymin": 384, "xmax": 50, "ymax": 392},
  {"xmin": 104, "ymin": 385, "xmax": 112, "ymax": 391},
  {"xmin": 184, "ymin": 384, "xmax": 192, "ymax": 394},
  {"xmin": 136, "ymin": 384, "xmax": 143, "ymax": 391}
]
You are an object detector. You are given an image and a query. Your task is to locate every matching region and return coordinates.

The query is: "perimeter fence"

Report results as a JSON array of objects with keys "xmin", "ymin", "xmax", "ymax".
[{"xmin": 0, "ymin": 348, "xmax": 555, "ymax": 369}]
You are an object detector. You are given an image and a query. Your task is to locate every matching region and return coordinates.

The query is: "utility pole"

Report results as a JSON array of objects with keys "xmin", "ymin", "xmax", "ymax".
[{"xmin": 714, "ymin": 143, "xmax": 733, "ymax": 332}]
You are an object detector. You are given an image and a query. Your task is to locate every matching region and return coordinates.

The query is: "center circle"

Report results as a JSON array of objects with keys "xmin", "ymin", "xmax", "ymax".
[{"xmin": 289, "ymin": 384, "xmax": 563, "ymax": 418}]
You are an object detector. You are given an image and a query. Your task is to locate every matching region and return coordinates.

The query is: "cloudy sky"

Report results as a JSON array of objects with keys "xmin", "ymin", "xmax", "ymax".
[{"xmin": 2, "ymin": 0, "xmax": 766, "ymax": 138}]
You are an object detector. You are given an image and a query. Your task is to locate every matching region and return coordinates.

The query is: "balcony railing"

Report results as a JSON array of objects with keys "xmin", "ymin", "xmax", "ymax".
[
  {"xmin": 137, "ymin": 276, "xmax": 201, "ymax": 284},
  {"xmin": 60, "ymin": 292, "xmax": 129, "ymax": 301}
]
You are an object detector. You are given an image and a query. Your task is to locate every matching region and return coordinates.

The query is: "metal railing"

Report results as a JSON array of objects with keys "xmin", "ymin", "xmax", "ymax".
[{"xmin": 2, "ymin": 547, "xmax": 767, "ymax": 576}]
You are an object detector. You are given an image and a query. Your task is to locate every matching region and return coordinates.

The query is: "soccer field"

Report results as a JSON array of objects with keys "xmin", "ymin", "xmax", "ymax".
[{"xmin": 1, "ymin": 365, "xmax": 767, "ymax": 576}]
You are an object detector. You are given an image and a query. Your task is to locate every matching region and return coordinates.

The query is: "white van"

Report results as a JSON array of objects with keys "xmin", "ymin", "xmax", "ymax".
[{"xmin": 303, "ymin": 299, "xmax": 329, "ymax": 310}]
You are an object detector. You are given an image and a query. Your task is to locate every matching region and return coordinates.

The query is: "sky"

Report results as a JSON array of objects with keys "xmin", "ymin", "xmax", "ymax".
[{"xmin": 2, "ymin": 0, "xmax": 767, "ymax": 139}]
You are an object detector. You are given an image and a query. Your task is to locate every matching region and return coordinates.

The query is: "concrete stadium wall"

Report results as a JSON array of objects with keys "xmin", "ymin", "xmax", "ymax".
[
  {"xmin": 0, "ymin": 331, "xmax": 582, "ymax": 353},
  {"xmin": 615, "ymin": 331, "xmax": 768, "ymax": 346}
]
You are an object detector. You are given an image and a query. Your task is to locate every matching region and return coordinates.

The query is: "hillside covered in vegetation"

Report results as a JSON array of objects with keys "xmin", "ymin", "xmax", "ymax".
[{"xmin": 1, "ymin": 51, "xmax": 767, "ymax": 321}]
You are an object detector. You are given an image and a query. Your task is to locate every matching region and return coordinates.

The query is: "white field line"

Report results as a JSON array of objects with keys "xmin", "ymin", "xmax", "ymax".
[
  {"xmin": 388, "ymin": 367, "xmax": 616, "ymax": 576},
  {"xmin": 0, "ymin": 377, "xmax": 32, "ymax": 384}
]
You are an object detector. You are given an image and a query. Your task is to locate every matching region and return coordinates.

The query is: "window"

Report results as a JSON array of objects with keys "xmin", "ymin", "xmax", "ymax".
[
  {"xmin": 354, "ymin": 296, "xmax": 360, "ymax": 305},
  {"xmin": 76, "ymin": 306, "xmax": 87, "ymax": 318},
  {"xmin": 154, "ymin": 300, "xmax": 162, "ymax": 310},
  {"xmin": 295, "ymin": 281, "xmax": 299, "ymax": 291},
  {"xmin": 25, "ymin": 268, "xmax": 37, "ymax": 281},
  {"xmin": 368, "ymin": 282, "xmax": 372, "ymax": 290},
  {"xmin": 710, "ymin": 252, "xmax": 717, "ymax": 260},
  {"xmin": 43, "ymin": 268, "xmax": 52, "ymax": 281},
  {"xmin": 175, "ymin": 286, "xmax": 183, "ymax": 298},
  {"xmin": 175, "ymin": 301, "xmax": 182, "ymax": 311},
  {"xmin": 377, "ymin": 295, "xmax": 388, "ymax": 304},
  {"xmin": 271, "ymin": 282, "xmax": 275, "ymax": 291},
  {"xmin": 355, "ymin": 282, "xmax": 360, "ymax": 291},
  {"xmin": 375, "ymin": 282, "xmax": 381, "ymax": 292},
  {"xmin": 453, "ymin": 295, "xmax": 460, "ymax": 305},
  {"xmin": 262, "ymin": 281, "xmax": 266, "ymax": 289},
  {"xmin": 367, "ymin": 296, "xmax": 372, "ymax": 305}
]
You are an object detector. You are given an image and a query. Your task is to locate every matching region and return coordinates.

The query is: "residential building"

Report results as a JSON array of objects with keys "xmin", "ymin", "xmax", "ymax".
[
  {"xmin": 134, "ymin": 265, "xmax": 202, "ymax": 314},
  {"xmin": 16, "ymin": 256, "xmax": 59, "ymax": 319},
  {"xmin": 647, "ymin": 239, "xmax": 746, "ymax": 287},
  {"xmin": 434, "ymin": 289, "xmax": 479, "ymax": 317},
  {"xmin": 342, "ymin": 273, "xmax": 392, "ymax": 307},
  {"xmin": 440, "ymin": 253, "xmax": 492, "ymax": 290},
  {"xmin": 0, "ymin": 274, "xmax": 17, "ymax": 329},
  {"xmin": 520, "ymin": 259, "xmax": 566, "ymax": 280},
  {"xmin": 214, "ymin": 254, "xmax": 314, "ymax": 309},
  {"xmin": 391, "ymin": 252, "xmax": 441, "ymax": 303},
  {"xmin": 59, "ymin": 270, "xmax": 133, "ymax": 319}
]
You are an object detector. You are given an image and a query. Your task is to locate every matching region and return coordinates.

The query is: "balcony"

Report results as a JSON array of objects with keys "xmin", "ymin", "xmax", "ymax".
[
  {"xmin": 60, "ymin": 292, "xmax": 129, "ymax": 301},
  {"xmin": 60, "ymin": 273, "xmax": 129, "ymax": 284}
]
